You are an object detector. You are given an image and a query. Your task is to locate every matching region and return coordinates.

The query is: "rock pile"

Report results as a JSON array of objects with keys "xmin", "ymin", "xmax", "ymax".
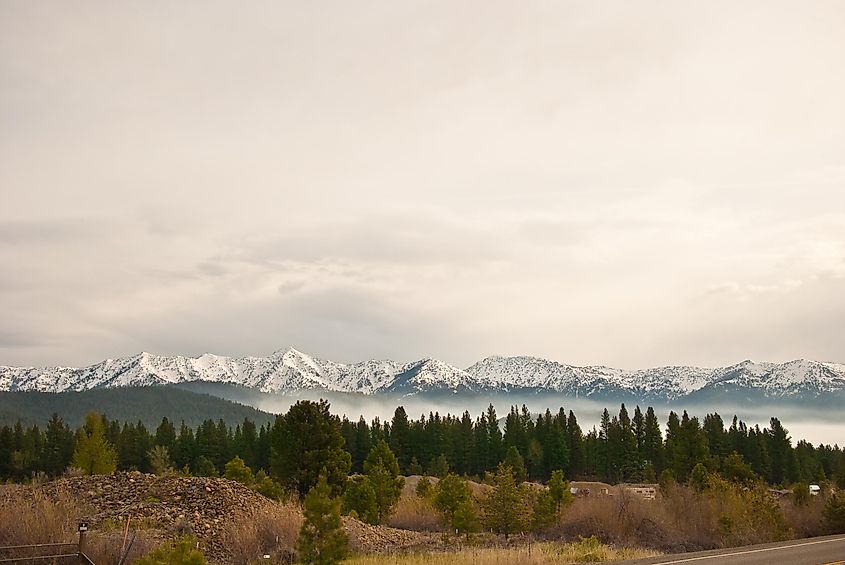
[
  {"xmin": 2, "ymin": 473, "xmax": 455, "ymax": 563},
  {"xmin": 28, "ymin": 472, "xmax": 298, "ymax": 563}
]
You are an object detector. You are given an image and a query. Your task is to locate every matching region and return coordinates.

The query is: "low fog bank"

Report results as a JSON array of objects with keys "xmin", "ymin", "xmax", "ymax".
[{"xmin": 240, "ymin": 389, "xmax": 843, "ymax": 447}]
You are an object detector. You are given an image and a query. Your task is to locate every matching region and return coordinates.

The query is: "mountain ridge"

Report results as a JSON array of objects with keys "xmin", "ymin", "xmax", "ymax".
[{"xmin": 2, "ymin": 347, "xmax": 845, "ymax": 403}]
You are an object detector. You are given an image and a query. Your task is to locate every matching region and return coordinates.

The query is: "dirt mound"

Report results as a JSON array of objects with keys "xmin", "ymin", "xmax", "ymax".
[
  {"xmin": 3, "ymin": 473, "xmax": 459, "ymax": 562},
  {"xmin": 7, "ymin": 472, "xmax": 299, "ymax": 564},
  {"xmin": 342, "ymin": 516, "xmax": 443, "ymax": 553},
  {"xmin": 401, "ymin": 475, "xmax": 492, "ymax": 498}
]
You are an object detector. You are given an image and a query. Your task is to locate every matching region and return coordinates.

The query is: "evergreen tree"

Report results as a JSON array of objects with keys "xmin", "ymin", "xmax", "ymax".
[
  {"xmin": 172, "ymin": 422, "xmax": 196, "ymax": 470},
  {"xmin": 642, "ymin": 407, "xmax": 663, "ymax": 475},
  {"xmin": 43, "ymin": 413, "xmax": 73, "ymax": 476},
  {"xmin": 566, "ymin": 410, "xmax": 585, "ymax": 477},
  {"xmin": 548, "ymin": 469, "xmax": 573, "ymax": 512},
  {"xmin": 341, "ymin": 475, "xmax": 379, "ymax": 524},
  {"xmin": 270, "ymin": 400, "xmax": 351, "ymax": 498},
  {"xmin": 297, "ymin": 474, "xmax": 349, "ymax": 565},
  {"xmin": 426, "ymin": 454, "xmax": 450, "ymax": 478},
  {"xmin": 452, "ymin": 499, "xmax": 479, "ymax": 539},
  {"xmin": 155, "ymin": 417, "xmax": 177, "ymax": 450},
  {"xmin": 632, "ymin": 406, "xmax": 645, "ymax": 459},
  {"xmin": 433, "ymin": 473, "xmax": 473, "ymax": 525},
  {"xmin": 353, "ymin": 417, "xmax": 371, "ymax": 475},
  {"xmin": 389, "ymin": 406, "xmax": 411, "ymax": 472},
  {"xmin": 703, "ymin": 413, "xmax": 727, "ymax": 461},
  {"xmin": 415, "ymin": 476, "xmax": 433, "ymax": 498},
  {"xmin": 617, "ymin": 404, "xmax": 639, "ymax": 481},
  {"xmin": 363, "ymin": 440, "xmax": 404, "ymax": 523},
  {"xmin": 482, "ymin": 463, "xmax": 530, "ymax": 538},
  {"xmin": 504, "ymin": 446, "xmax": 527, "ymax": 483},
  {"xmin": 193, "ymin": 456, "xmax": 218, "ymax": 477},
  {"xmin": 767, "ymin": 418, "xmax": 793, "ymax": 485},
  {"xmin": 532, "ymin": 489, "xmax": 557, "ymax": 533},
  {"xmin": 835, "ymin": 452, "xmax": 845, "ymax": 490},
  {"xmin": 224, "ymin": 456, "xmax": 254, "ymax": 485},
  {"xmin": 72, "ymin": 412, "xmax": 117, "ymax": 475},
  {"xmin": 486, "ymin": 405, "xmax": 503, "ymax": 470}
]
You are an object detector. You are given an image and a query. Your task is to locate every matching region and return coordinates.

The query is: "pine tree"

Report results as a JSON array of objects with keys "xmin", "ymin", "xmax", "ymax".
[
  {"xmin": 548, "ymin": 469, "xmax": 573, "ymax": 512},
  {"xmin": 155, "ymin": 417, "xmax": 177, "ymax": 450},
  {"xmin": 270, "ymin": 400, "xmax": 351, "ymax": 498},
  {"xmin": 835, "ymin": 452, "xmax": 845, "ymax": 490},
  {"xmin": 341, "ymin": 475, "xmax": 379, "ymax": 524},
  {"xmin": 642, "ymin": 407, "xmax": 664, "ymax": 475},
  {"xmin": 363, "ymin": 440, "xmax": 404, "ymax": 523},
  {"xmin": 43, "ymin": 413, "xmax": 73, "ymax": 476},
  {"xmin": 482, "ymin": 463, "xmax": 530, "ymax": 538},
  {"xmin": 452, "ymin": 499, "xmax": 479, "ymax": 539},
  {"xmin": 566, "ymin": 410, "xmax": 585, "ymax": 477},
  {"xmin": 433, "ymin": 474, "xmax": 473, "ymax": 524},
  {"xmin": 504, "ymin": 446, "xmax": 527, "ymax": 483},
  {"xmin": 297, "ymin": 474, "xmax": 348, "ymax": 565},
  {"xmin": 193, "ymin": 456, "xmax": 218, "ymax": 477},
  {"xmin": 72, "ymin": 412, "xmax": 117, "ymax": 475},
  {"xmin": 389, "ymin": 406, "xmax": 411, "ymax": 472},
  {"xmin": 223, "ymin": 456, "xmax": 254, "ymax": 485},
  {"xmin": 486, "ymin": 405, "xmax": 503, "ymax": 470},
  {"xmin": 532, "ymin": 489, "xmax": 557, "ymax": 533}
]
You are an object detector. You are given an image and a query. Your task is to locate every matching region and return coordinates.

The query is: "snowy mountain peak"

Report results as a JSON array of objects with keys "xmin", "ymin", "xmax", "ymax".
[{"xmin": 1, "ymin": 349, "xmax": 844, "ymax": 402}]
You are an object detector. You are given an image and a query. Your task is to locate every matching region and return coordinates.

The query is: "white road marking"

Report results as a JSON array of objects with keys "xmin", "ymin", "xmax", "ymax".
[{"xmin": 652, "ymin": 536, "xmax": 845, "ymax": 564}]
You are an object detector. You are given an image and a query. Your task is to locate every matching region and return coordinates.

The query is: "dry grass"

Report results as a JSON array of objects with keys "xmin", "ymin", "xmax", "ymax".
[
  {"xmin": 388, "ymin": 496, "xmax": 445, "ymax": 532},
  {"xmin": 84, "ymin": 530, "xmax": 160, "ymax": 565},
  {"xmin": 344, "ymin": 540, "xmax": 659, "ymax": 564},
  {"xmin": 0, "ymin": 484, "xmax": 162, "ymax": 565},
  {"xmin": 222, "ymin": 502, "xmax": 303, "ymax": 565},
  {"xmin": 0, "ymin": 486, "xmax": 81, "ymax": 545}
]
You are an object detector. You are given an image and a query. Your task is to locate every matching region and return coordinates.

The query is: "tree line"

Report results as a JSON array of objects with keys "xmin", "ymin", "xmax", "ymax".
[{"xmin": 1, "ymin": 401, "xmax": 843, "ymax": 491}]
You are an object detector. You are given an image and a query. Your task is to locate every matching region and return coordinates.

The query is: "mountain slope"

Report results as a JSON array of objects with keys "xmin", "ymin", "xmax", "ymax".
[
  {"xmin": 2, "ymin": 348, "xmax": 844, "ymax": 403},
  {"xmin": 0, "ymin": 385, "xmax": 276, "ymax": 428}
]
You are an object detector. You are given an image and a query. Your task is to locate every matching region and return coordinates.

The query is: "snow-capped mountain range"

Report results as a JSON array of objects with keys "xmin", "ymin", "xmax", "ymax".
[{"xmin": 2, "ymin": 347, "xmax": 844, "ymax": 403}]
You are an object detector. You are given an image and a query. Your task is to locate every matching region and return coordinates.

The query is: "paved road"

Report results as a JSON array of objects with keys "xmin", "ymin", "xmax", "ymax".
[{"xmin": 621, "ymin": 534, "xmax": 845, "ymax": 565}]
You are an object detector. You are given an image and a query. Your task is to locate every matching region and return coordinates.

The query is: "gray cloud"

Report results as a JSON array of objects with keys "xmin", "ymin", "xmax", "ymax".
[{"xmin": 1, "ymin": 1, "xmax": 843, "ymax": 368}]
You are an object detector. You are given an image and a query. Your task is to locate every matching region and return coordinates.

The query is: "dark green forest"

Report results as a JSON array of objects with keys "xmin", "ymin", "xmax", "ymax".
[
  {"xmin": 1, "ymin": 400, "xmax": 843, "ymax": 492},
  {"xmin": 0, "ymin": 386, "xmax": 275, "ymax": 429}
]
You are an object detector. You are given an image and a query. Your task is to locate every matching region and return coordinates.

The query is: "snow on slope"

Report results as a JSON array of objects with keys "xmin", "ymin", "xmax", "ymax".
[{"xmin": 2, "ymin": 348, "xmax": 845, "ymax": 400}]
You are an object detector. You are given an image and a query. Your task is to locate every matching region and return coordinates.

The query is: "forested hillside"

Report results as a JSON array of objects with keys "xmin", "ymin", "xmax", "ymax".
[{"xmin": 0, "ymin": 386, "xmax": 275, "ymax": 428}]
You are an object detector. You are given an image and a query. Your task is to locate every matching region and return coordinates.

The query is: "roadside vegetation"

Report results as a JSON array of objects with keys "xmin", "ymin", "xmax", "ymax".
[{"xmin": 1, "ymin": 399, "xmax": 844, "ymax": 564}]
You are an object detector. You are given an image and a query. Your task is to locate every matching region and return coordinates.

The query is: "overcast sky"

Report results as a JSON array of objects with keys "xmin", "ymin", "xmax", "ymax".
[{"xmin": 2, "ymin": 1, "xmax": 844, "ymax": 370}]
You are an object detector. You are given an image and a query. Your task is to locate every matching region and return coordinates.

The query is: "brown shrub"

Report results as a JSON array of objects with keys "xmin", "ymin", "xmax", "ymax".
[
  {"xmin": 388, "ymin": 497, "xmax": 444, "ymax": 532},
  {"xmin": 781, "ymin": 494, "xmax": 827, "ymax": 538},
  {"xmin": 554, "ymin": 489, "xmax": 702, "ymax": 552},
  {"xmin": 222, "ymin": 502, "xmax": 302, "ymax": 565},
  {"xmin": 554, "ymin": 481, "xmax": 791, "ymax": 553}
]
